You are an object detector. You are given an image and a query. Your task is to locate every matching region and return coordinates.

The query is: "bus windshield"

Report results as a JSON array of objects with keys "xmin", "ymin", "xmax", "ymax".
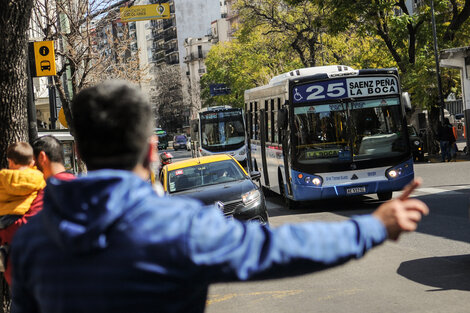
[
  {"xmin": 293, "ymin": 97, "xmax": 409, "ymax": 165},
  {"xmin": 201, "ymin": 110, "xmax": 245, "ymax": 152}
]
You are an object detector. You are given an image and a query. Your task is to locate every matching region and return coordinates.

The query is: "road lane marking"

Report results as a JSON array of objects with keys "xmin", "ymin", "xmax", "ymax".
[
  {"xmin": 207, "ymin": 289, "xmax": 304, "ymax": 305},
  {"xmin": 415, "ymin": 188, "xmax": 464, "ymax": 196}
]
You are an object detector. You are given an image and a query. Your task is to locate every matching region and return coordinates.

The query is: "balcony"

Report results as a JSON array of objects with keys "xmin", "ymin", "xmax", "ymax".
[
  {"xmin": 165, "ymin": 46, "xmax": 177, "ymax": 54},
  {"xmin": 183, "ymin": 52, "xmax": 207, "ymax": 63},
  {"xmin": 163, "ymin": 18, "xmax": 176, "ymax": 30},
  {"xmin": 164, "ymin": 31, "xmax": 177, "ymax": 41}
]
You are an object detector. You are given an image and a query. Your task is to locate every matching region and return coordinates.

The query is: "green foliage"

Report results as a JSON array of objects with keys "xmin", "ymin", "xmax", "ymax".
[{"xmin": 201, "ymin": 27, "xmax": 302, "ymax": 108}]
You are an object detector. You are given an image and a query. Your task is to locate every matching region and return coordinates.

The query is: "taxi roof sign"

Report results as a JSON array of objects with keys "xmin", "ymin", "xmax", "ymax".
[
  {"xmin": 120, "ymin": 4, "xmax": 170, "ymax": 22},
  {"xmin": 29, "ymin": 41, "xmax": 56, "ymax": 77}
]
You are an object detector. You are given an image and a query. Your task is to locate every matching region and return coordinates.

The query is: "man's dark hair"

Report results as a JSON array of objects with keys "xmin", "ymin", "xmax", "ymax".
[
  {"xmin": 32, "ymin": 135, "xmax": 65, "ymax": 164},
  {"xmin": 6, "ymin": 142, "xmax": 33, "ymax": 165},
  {"xmin": 71, "ymin": 80, "xmax": 153, "ymax": 170}
]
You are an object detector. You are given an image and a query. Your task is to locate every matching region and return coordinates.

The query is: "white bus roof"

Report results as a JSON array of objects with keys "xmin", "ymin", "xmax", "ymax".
[
  {"xmin": 269, "ymin": 65, "xmax": 358, "ymax": 85},
  {"xmin": 200, "ymin": 105, "xmax": 237, "ymax": 112},
  {"xmin": 38, "ymin": 131, "xmax": 74, "ymax": 141}
]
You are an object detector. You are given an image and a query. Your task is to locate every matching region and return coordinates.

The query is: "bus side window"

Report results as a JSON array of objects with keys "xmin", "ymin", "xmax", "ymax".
[
  {"xmin": 276, "ymin": 98, "xmax": 281, "ymax": 143},
  {"xmin": 247, "ymin": 102, "xmax": 253, "ymax": 140},
  {"xmin": 270, "ymin": 99, "xmax": 275, "ymax": 143},
  {"xmin": 265, "ymin": 100, "xmax": 270, "ymax": 143},
  {"xmin": 254, "ymin": 101, "xmax": 258, "ymax": 140}
]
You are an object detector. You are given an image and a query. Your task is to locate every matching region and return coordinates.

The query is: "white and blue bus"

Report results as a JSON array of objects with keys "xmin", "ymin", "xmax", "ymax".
[
  {"xmin": 244, "ymin": 65, "xmax": 414, "ymax": 208},
  {"xmin": 191, "ymin": 106, "xmax": 247, "ymax": 166}
]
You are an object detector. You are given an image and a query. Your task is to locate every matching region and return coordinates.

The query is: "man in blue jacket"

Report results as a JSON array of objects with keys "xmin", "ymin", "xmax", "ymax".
[{"xmin": 10, "ymin": 80, "xmax": 428, "ymax": 313}]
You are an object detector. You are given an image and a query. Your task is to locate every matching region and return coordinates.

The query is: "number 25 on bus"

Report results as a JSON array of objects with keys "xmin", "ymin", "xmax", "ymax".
[{"xmin": 244, "ymin": 65, "xmax": 413, "ymax": 209}]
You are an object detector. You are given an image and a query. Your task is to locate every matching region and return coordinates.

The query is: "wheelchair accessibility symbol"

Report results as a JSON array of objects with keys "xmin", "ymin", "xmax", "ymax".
[{"xmin": 294, "ymin": 88, "xmax": 303, "ymax": 101}]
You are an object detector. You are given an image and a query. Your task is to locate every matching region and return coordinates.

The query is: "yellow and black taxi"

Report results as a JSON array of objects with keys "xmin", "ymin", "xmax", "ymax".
[{"xmin": 160, "ymin": 154, "xmax": 268, "ymax": 225}]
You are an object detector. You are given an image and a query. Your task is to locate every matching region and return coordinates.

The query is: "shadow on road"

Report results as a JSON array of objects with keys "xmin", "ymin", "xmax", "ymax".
[{"xmin": 397, "ymin": 254, "xmax": 470, "ymax": 291}]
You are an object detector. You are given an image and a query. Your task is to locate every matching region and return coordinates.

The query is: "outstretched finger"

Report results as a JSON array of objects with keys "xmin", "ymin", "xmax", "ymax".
[{"xmin": 399, "ymin": 178, "xmax": 422, "ymax": 200}]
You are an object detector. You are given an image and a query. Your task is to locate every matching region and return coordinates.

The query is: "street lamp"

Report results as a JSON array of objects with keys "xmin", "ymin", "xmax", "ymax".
[{"xmin": 430, "ymin": 0, "xmax": 445, "ymax": 124}]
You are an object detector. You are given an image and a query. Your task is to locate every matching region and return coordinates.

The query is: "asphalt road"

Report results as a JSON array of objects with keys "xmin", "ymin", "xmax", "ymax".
[{"xmin": 203, "ymin": 160, "xmax": 470, "ymax": 313}]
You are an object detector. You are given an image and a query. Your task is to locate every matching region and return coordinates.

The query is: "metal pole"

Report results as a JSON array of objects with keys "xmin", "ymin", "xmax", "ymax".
[
  {"xmin": 26, "ymin": 43, "xmax": 38, "ymax": 143},
  {"xmin": 48, "ymin": 76, "xmax": 57, "ymax": 129},
  {"xmin": 431, "ymin": 0, "xmax": 445, "ymax": 124}
]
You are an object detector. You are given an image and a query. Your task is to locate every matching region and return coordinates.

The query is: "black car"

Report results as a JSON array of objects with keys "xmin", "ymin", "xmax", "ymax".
[
  {"xmin": 161, "ymin": 154, "xmax": 269, "ymax": 225},
  {"xmin": 172, "ymin": 135, "xmax": 188, "ymax": 151},
  {"xmin": 408, "ymin": 125, "xmax": 425, "ymax": 162}
]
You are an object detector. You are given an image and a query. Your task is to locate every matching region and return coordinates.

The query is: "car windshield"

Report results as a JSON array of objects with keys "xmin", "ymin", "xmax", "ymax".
[
  {"xmin": 168, "ymin": 160, "xmax": 246, "ymax": 193},
  {"xmin": 175, "ymin": 135, "xmax": 187, "ymax": 142},
  {"xmin": 293, "ymin": 97, "xmax": 408, "ymax": 165}
]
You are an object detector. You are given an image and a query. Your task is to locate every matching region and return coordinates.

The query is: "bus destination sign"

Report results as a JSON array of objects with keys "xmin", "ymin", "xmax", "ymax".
[{"xmin": 292, "ymin": 76, "xmax": 398, "ymax": 104}]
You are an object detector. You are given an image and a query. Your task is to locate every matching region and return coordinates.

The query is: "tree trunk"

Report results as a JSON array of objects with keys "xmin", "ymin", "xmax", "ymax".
[{"xmin": 0, "ymin": 0, "xmax": 34, "ymax": 170}]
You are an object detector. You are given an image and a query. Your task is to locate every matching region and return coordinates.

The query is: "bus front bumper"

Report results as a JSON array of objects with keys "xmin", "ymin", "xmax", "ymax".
[{"xmin": 290, "ymin": 171, "xmax": 414, "ymax": 201}]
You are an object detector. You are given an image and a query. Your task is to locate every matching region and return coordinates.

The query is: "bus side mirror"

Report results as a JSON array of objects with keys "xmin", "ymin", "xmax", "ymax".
[
  {"xmin": 402, "ymin": 92, "xmax": 412, "ymax": 112},
  {"xmin": 192, "ymin": 123, "xmax": 198, "ymax": 133},
  {"xmin": 278, "ymin": 108, "xmax": 288, "ymax": 130}
]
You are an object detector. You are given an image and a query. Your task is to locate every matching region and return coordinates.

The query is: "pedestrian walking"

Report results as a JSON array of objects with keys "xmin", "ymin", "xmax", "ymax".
[
  {"xmin": 10, "ymin": 81, "xmax": 428, "ymax": 313},
  {"xmin": 437, "ymin": 118, "xmax": 455, "ymax": 162}
]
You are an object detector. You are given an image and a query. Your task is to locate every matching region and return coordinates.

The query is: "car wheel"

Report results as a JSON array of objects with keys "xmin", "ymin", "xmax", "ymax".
[{"xmin": 377, "ymin": 191, "xmax": 393, "ymax": 201}]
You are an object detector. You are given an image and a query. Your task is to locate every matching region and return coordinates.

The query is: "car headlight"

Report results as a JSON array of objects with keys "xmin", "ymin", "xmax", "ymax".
[
  {"xmin": 242, "ymin": 189, "xmax": 261, "ymax": 205},
  {"xmin": 414, "ymin": 140, "xmax": 420, "ymax": 146}
]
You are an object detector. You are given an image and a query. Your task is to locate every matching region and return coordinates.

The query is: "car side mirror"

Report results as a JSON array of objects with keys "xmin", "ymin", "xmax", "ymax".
[
  {"xmin": 250, "ymin": 170, "xmax": 261, "ymax": 181},
  {"xmin": 278, "ymin": 108, "xmax": 288, "ymax": 130},
  {"xmin": 401, "ymin": 92, "xmax": 412, "ymax": 112}
]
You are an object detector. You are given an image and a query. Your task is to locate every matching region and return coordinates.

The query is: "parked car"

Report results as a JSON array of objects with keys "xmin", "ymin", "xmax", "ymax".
[
  {"xmin": 160, "ymin": 154, "xmax": 268, "ymax": 225},
  {"xmin": 172, "ymin": 135, "xmax": 188, "ymax": 151},
  {"xmin": 408, "ymin": 125, "xmax": 425, "ymax": 162}
]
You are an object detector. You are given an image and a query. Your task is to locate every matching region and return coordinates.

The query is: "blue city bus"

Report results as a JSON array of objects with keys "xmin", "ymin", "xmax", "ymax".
[
  {"xmin": 244, "ymin": 65, "xmax": 414, "ymax": 208},
  {"xmin": 191, "ymin": 106, "xmax": 247, "ymax": 166}
]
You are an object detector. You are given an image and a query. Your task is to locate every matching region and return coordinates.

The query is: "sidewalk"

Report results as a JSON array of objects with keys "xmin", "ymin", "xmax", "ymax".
[{"xmin": 425, "ymin": 140, "xmax": 470, "ymax": 163}]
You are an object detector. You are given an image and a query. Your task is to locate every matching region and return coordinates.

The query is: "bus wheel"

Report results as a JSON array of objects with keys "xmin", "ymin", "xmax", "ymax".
[
  {"xmin": 377, "ymin": 191, "xmax": 392, "ymax": 201},
  {"xmin": 279, "ymin": 176, "xmax": 297, "ymax": 210}
]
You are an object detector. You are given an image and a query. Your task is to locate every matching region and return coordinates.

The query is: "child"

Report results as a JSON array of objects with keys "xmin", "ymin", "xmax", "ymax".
[
  {"xmin": 0, "ymin": 142, "xmax": 46, "ymax": 273},
  {"xmin": 0, "ymin": 142, "xmax": 46, "ymax": 227}
]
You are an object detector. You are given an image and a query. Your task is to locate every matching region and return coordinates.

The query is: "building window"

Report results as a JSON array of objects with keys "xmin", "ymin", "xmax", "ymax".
[{"xmin": 198, "ymin": 45, "xmax": 203, "ymax": 58}]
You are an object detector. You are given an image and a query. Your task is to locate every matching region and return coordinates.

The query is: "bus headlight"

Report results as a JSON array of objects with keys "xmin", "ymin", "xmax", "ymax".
[
  {"xmin": 312, "ymin": 177, "xmax": 322, "ymax": 186},
  {"xmin": 386, "ymin": 167, "xmax": 403, "ymax": 179},
  {"xmin": 242, "ymin": 189, "xmax": 261, "ymax": 206},
  {"xmin": 303, "ymin": 175, "xmax": 322, "ymax": 186}
]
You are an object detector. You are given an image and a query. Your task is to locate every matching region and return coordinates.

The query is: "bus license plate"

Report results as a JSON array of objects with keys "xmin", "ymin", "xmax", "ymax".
[{"xmin": 346, "ymin": 186, "xmax": 366, "ymax": 194}]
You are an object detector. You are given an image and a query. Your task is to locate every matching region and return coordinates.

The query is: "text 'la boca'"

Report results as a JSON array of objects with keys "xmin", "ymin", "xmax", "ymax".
[{"xmin": 348, "ymin": 77, "xmax": 397, "ymax": 96}]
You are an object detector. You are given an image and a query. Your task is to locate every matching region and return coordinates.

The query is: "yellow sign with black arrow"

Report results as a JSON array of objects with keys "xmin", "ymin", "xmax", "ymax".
[{"xmin": 29, "ymin": 41, "xmax": 56, "ymax": 77}]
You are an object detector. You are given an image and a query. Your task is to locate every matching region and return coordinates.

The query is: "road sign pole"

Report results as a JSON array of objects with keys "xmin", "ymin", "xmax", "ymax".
[
  {"xmin": 48, "ymin": 76, "xmax": 57, "ymax": 129},
  {"xmin": 26, "ymin": 44, "xmax": 38, "ymax": 142}
]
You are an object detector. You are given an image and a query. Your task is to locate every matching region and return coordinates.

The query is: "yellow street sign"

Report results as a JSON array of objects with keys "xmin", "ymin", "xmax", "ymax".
[
  {"xmin": 120, "ymin": 4, "xmax": 170, "ymax": 22},
  {"xmin": 33, "ymin": 41, "xmax": 56, "ymax": 77}
]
